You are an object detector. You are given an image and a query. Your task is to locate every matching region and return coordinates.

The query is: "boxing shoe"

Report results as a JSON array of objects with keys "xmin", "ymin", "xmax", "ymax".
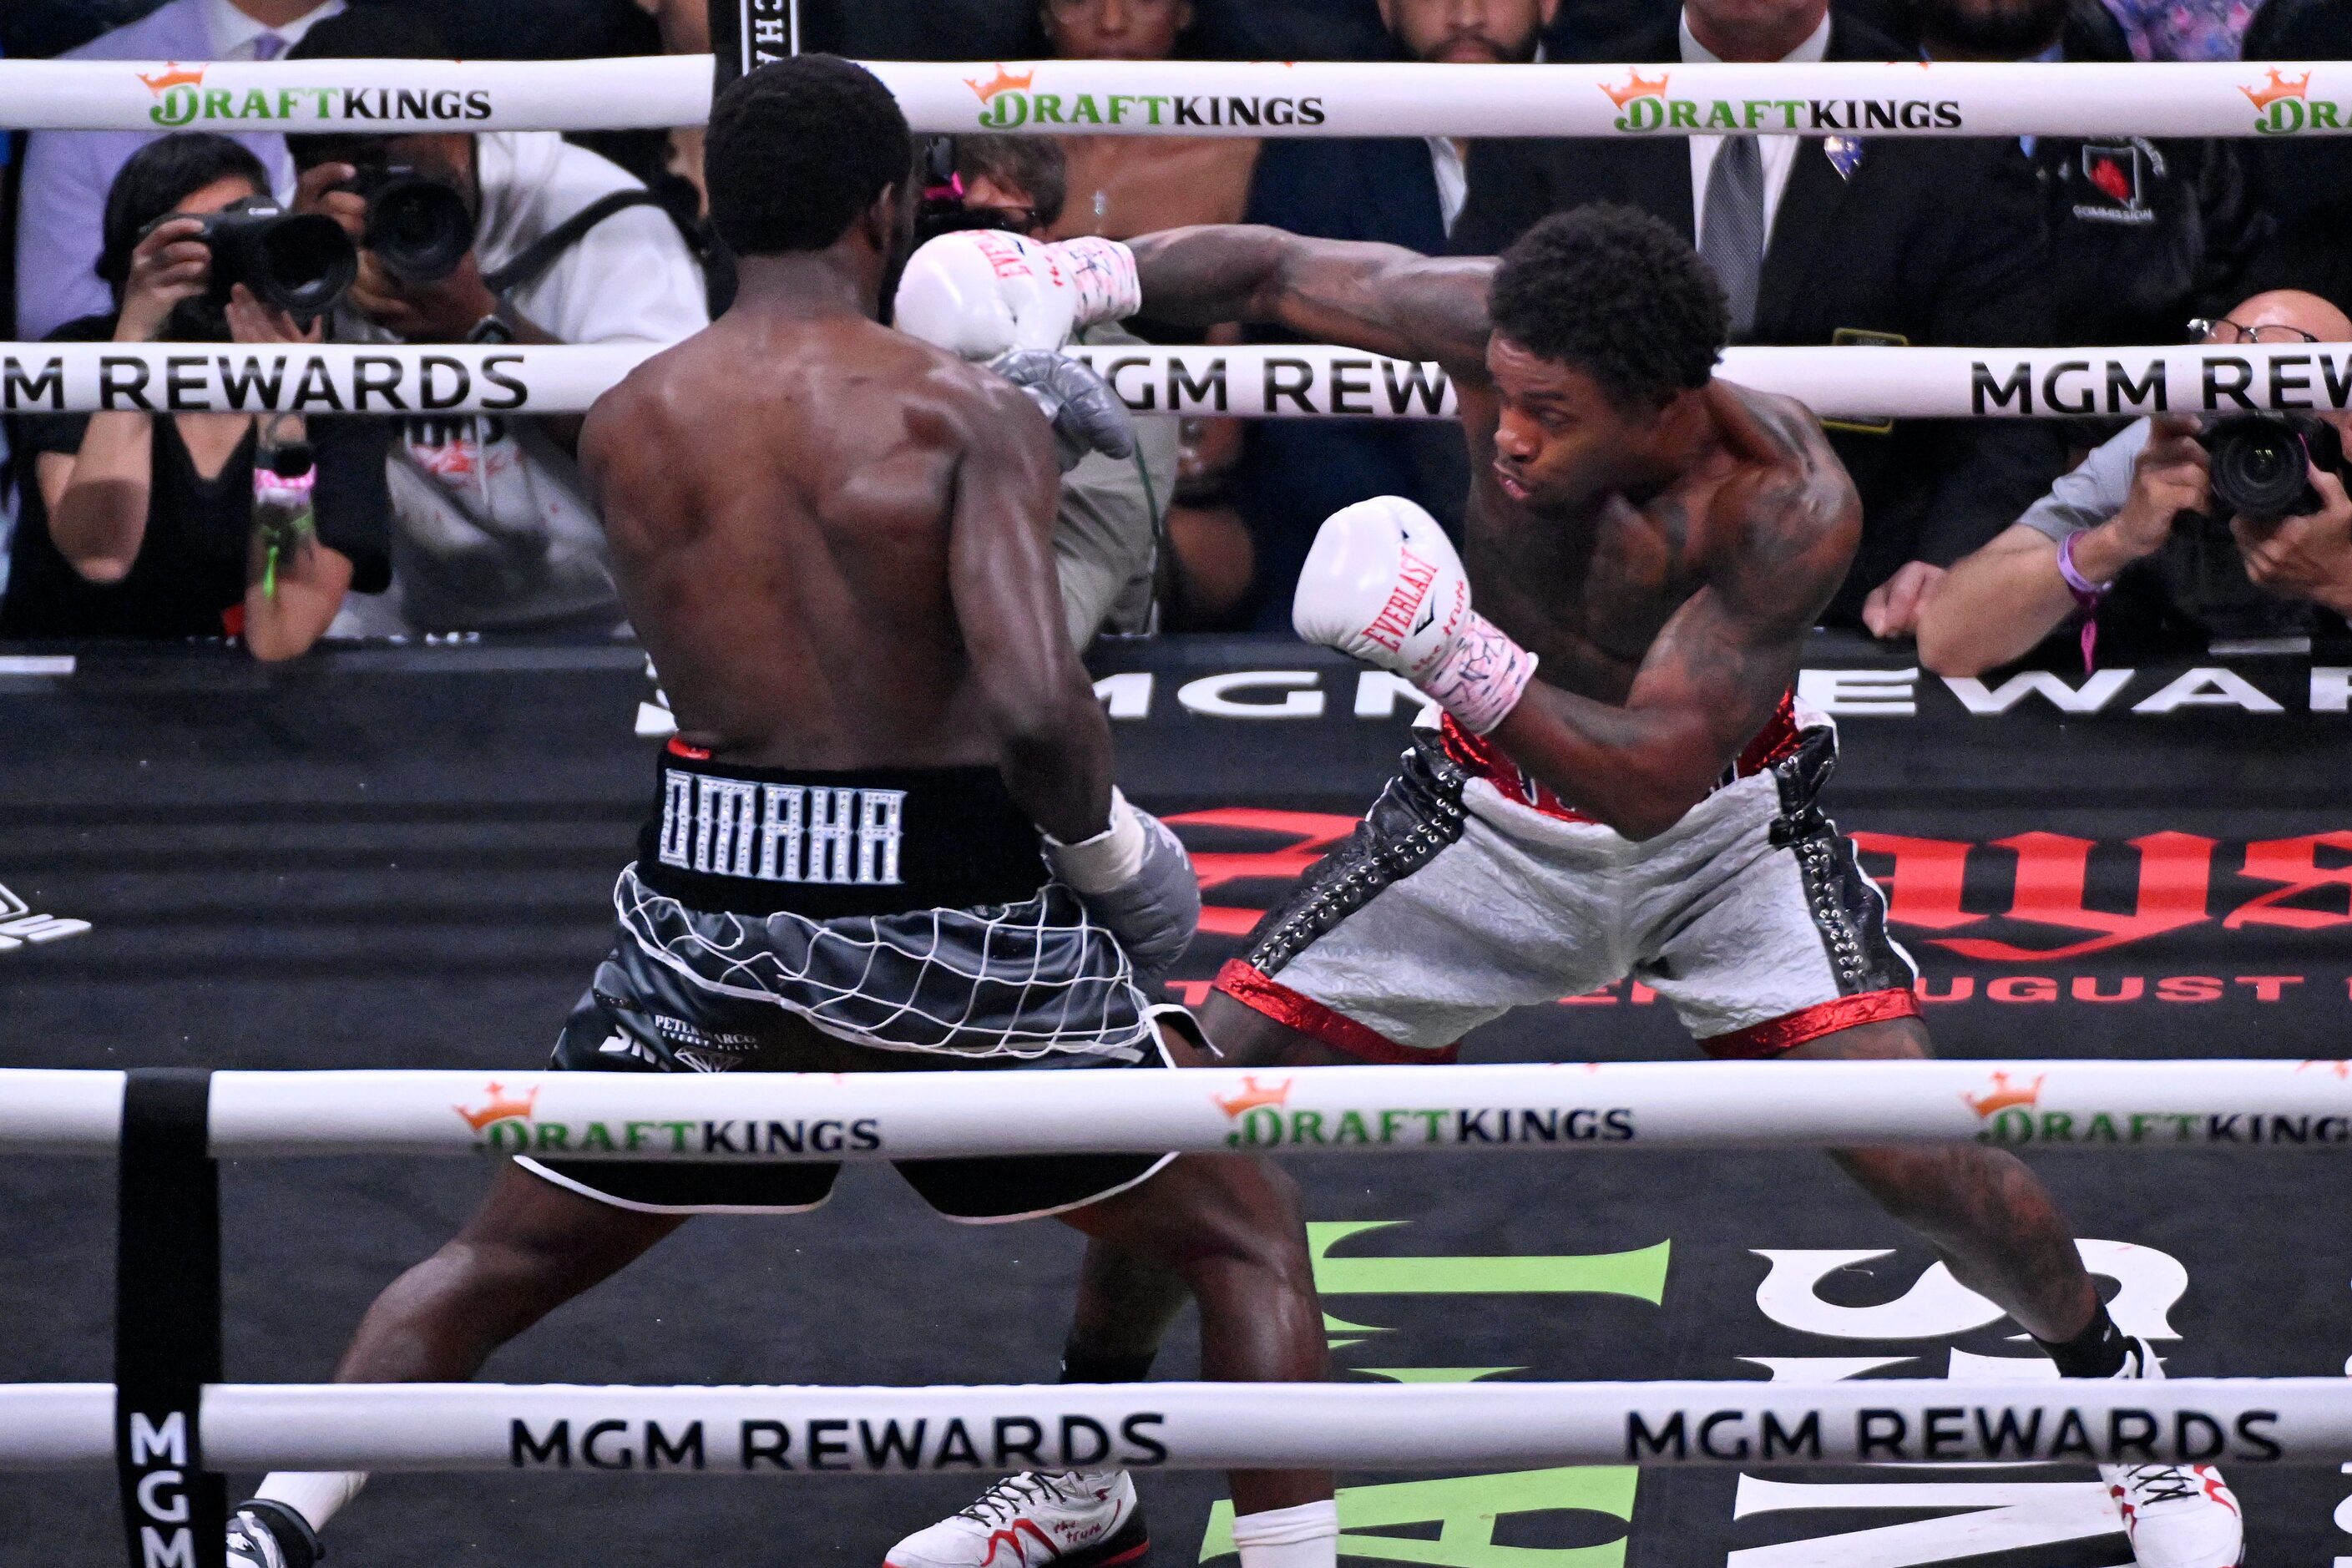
[
  {"xmin": 225, "ymin": 1500, "xmax": 321, "ymax": 1568},
  {"xmin": 2099, "ymin": 1339, "xmax": 2243, "ymax": 1567},
  {"xmin": 886, "ymin": 1469, "xmax": 1147, "ymax": 1568},
  {"xmin": 1293, "ymin": 496, "xmax": 1536, "ymax": 735}
]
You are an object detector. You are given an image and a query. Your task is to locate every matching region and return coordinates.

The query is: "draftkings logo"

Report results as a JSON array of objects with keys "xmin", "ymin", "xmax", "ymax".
[
  {"xmin": 2242, "ymin": 65, "xmax": 2344, "ymax": 134},
  {"xmin": 1963, "ymin": 1065, "xmax": 2352, "ymax": 1147},
  {"xmin": 0, "ymin": 879, "xmax": 89, "ymax": 953},
  {"xmin": 139, "ymin": 62, "xmax": 494, "ymax": 129},
  {"xmin": 963, "ymin": 62, "xmax": 1326, "ymax": 131},
  {"xmin": 451, "ymin": 1079, "xmax": 882, "ymax": 1158},
  {"xmin": 1597, "ymin": 67, "xmax": 1960, "ymax": 134},
  {"xmin": 1213, "ymin": 1075, "xmax": 1636, "ymax": 1148}
]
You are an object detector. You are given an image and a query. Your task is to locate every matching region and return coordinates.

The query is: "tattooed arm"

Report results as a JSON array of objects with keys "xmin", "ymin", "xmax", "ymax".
[
  {"xmin": 1487, "ymin": 449, "xmax": 1859, "ymax": 842},
  {"xmin": 1126, "ymin": 226, "xmax": 1497, "ymax": 380}
]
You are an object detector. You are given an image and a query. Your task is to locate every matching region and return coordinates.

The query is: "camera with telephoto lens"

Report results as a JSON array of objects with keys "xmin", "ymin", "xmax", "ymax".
[
  {"xmin": 346, "ymin": 164, "xmax": 474, "ymax": 286},
  {"xmin": 147, "ymin": 195, "xmax": 356, "ymax": 319},
  {"xmin": 2199, "ymin": 412, "xmax": 2349, "ymax": 522}
]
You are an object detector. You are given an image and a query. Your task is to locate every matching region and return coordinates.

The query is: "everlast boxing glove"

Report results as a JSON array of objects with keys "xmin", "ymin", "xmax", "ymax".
[
  {"xmin": 1292, "ymin": 496, "xmax": 1538, "ymax": 736},
  {"xmin": 893, "ymin": 230, "xmax": 1140, "ymax": 358},
  {"xmin": 1044, "ymin": 788, "xmax": 1201, "ymax": 979}
]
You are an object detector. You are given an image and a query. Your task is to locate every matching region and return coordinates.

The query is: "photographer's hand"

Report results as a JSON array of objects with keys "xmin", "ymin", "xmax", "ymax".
[
  {"xmin": 114, "ymin": 217, "xmax": 210, "ymax": 343},
  {"xmin": 2233, "ymin": 465, "xmax": 2352, "ymax": 616},
  {"xmin": 349, "ymin": 247, "xmax": 501, "ymax": 342},
  {"xmin": 292, "ymin": 161, "xmax": 367, "ymax": 245},
  {"xmin": 2070, "ymin": 414, "xmax": 2208, "ymax": 584}
]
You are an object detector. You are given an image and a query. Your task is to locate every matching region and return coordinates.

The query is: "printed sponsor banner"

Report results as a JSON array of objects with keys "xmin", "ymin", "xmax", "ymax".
[
  {"xmin": 860, "ymin": 58, "xmax": 2352, "ymax": 141},
  {"xmin": 0, "ymin": 56, "xmax": 710, "ymax": 133}
]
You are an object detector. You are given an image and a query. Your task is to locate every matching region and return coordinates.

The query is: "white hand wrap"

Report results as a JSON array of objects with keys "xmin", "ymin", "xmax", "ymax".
[{"xmin": 1044, "ymin": 788, "xmax": 1201, "ymax": 977}]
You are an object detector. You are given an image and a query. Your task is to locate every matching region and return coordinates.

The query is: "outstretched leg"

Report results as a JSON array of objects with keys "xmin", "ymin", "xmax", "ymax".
[
  {"xmin": 230, "ymin": 1163, "xmax": 683, "ymax": 1563},
  {"xmin": 1798, "ymin": 1015, "xmax": 2098, "ymax": 1341}
]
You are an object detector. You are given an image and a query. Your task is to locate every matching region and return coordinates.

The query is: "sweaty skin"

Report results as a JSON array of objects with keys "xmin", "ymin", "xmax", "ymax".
[
  {"xmin": 1049, "ymin": 225, "xmax": 2105, "ymax": 1380},
  {"xmin": 581, "ymin": 296, "xmax": 1113, "ymax": 844}
]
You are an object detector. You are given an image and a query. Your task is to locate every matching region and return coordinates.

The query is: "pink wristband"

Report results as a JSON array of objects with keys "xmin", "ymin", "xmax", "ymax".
[
  {"xmin": 2056, "ymin": 529, "xmax": 2105, "ymax": 673},
  {"xmin": 1425, "ymin": 613, "xmax": 1538, "ymax": 736}
]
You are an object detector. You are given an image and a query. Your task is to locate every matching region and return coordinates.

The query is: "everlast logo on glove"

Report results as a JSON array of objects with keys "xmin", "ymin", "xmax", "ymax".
[{"xmin": 1361, "ymin": 548, "xmax": 1446, "ymax": 655}]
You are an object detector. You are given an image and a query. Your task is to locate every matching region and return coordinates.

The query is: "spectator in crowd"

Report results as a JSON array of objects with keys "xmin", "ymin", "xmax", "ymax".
[
  {"xmin": 1880, "ymin": 0, "xmax": 2261, "ymax": 347},
  {"xmin": 0, "ymin": 133, "xmax": 391, "ymax": 655},
  {"xmin": 1453, "ymin": 0, "xmax": 2068, "ymax": 640},
  {"xmin": 2105, "ymin": 0, "xmax": 2259, "ymax": 58},
  {"xmin": 933, "ymin": 134, "xmax": 1179, "ymax": 645},
  {"xmin": 1223, "ymin": 0, "xmax": 1550, "ymax": 625},
  {"xmin": 1039, "ymin": 0, "xmax": 1261, "ymax": 627},
  {"xmin": 2238, "ymin": 0, "xmax": 2352, "ymax": 316},
  {"xmin": 1916, "ymin": 290, "xmax": 2352, "ymax": 675},
  {"xmin": 15, "ymin": 0, "xmax": 347, "ymax": 341},
  {"xmin": 281, "ymin": 8, "xmax": 708, "ymax": 638}
]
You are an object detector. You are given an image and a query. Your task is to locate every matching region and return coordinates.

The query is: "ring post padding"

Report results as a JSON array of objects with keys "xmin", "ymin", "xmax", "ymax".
[{"xmin": 114, "ymin": 1071, "xmax": 225, "ymax": 1568}]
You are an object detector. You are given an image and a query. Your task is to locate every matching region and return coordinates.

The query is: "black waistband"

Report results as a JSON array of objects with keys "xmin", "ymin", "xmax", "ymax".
[{"xmin": 635, "ymin": 746, "xmax": 1045, "ymax": 918}]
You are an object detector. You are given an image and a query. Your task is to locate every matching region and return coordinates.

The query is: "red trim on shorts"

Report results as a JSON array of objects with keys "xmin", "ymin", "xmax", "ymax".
[
  {"xmin": 1439, "ymin": 691, "xmax": 1803, "ymax": 825},
  {"xmin": 666, "ymin": 736, "xmax": 713, "ymax": 760},
  {"xmin": 1700, "ymin": 987, "xmax": 1922, "ymax": 1060},
  {"xmin": 1214, "ymin": 960, "xmax": 1459, "ymax": 1065}
]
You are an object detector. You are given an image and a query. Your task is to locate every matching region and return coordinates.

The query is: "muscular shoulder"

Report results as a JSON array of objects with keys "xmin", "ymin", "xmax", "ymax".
[
  {"xmin": 1707, "ymin": 386, "xmax": 1861, "ymax": 620},
  {"xmin": 893, "ymin": 336, "xmax": 1056, "ymax": 463}
]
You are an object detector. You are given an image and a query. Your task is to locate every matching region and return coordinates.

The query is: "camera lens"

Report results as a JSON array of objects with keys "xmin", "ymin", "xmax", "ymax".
[
  {"xmin": 255, "ymin": 214, "xmax": 358, "ymax": 314},
  {"xmin": 363, "ymin": 174, "xmax": 473, "ymax": 286},
  {"xmin": 2205, "ymin": 415, "xmax": 2316, "ymax": 521}
]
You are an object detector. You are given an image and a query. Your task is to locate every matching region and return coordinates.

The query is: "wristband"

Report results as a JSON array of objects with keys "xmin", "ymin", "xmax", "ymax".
[
  {"xmin": 1044, "ymin": 787, "xmax": 1146, "ymax": 893},
  {"xmin": 1050, "ymin": 236, "xmax": 1141, "ymax": 326},
  {"xmin": 2056, "ymin": 529, "xmax": 2106, "ymax": 673},
  {"xmin": 1424, "ymin": 613, "xmax": 1539, "ymax": 736}
]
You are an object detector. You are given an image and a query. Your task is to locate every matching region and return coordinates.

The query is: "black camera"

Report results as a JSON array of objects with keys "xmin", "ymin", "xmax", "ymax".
[
  {"xmin": 149, "ymin": 195, "xmax": 356, "ymax": 319},
  {"xmin": 2200, "ymin": 412, "xmax": 2349, "ymax": 522},
  {"xmin": 348, "ymin": 164, "xmax": 474, "ymax": 286}
]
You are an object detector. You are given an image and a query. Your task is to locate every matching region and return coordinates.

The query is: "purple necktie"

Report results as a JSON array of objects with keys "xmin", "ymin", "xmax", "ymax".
[{"xmin": 251, "ymin": 33, "xmax": 286, "ymax": 61}]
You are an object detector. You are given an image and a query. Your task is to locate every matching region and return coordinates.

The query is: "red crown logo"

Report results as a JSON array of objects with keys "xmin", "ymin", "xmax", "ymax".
[
  {"xmin": 1213, "ymin": 1075, "xmax": 1294, "ymax": 1119},
  {"xmin": 453, "ymin": 1080, "xmax": 540, "ymax": 1132},
  {"xmin": 2297, "ymin": 1059, "xmax": 2352, "ymax": 1078},
  {"xmin": 964, "ymin": 63, "xmax": 1037, "ymax": 104},
  {"xmin": 2242, "ymin": 66, "xmax": 2312, "ymax": 112},
  {"xmin": 1600, "ymin": 68, "xmax": 1671, "ymax": 109},
  {"xmin": 1963, "ymin": 1070, "xmax": 2046, "ymax": 1118},
  {"xmin": 138, "ymin": 63, "xmax": 206, "ymax": 94}
]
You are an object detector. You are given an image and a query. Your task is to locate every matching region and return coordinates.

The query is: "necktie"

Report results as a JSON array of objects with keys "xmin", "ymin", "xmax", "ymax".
[
  {"xmin": 1701, "ymin": 134, "xmax": 1765, "ymax": 338},
  {"xmin": 250, "ymin": 33, "xmax": 286, "ymax": 61}
]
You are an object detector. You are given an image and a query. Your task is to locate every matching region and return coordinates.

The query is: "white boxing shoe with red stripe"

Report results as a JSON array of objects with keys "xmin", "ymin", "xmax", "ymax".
[
  {"xmin": 887, "ymin": 1470, "xmax": 1147, "ymax": 1568},
  {"xmin": 2101, "ymin": 1339, "xmax": 2244, "ymax": 1566}
]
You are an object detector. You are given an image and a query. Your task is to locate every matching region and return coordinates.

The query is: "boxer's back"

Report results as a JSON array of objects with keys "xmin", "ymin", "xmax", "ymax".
[{"xmin": 584, "ymin": 313, "xmax": 1050, "ymax": 773}]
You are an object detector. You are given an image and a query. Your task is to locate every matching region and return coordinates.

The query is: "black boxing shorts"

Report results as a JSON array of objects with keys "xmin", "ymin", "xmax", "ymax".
[{"xmin": 522, "ymin": 741, "xmax": 1173, "ymax": 1222}]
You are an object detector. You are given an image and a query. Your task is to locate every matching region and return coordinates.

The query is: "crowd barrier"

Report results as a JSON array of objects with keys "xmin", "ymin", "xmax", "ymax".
[
  {"xmin": 4, "ymin": 56, "xmax": 2351, "ymax": 141},
  {"xmin": 3, "ymin": 341, "xmax": 2347, "ymax": 419},
  {"xmin": 1, "ymin": 1378, "xmax": 2344, "ymax": 1471},
  {"xmin": 7, "ymin": 1060, "xmax": 2352, "ymax": 1158}
]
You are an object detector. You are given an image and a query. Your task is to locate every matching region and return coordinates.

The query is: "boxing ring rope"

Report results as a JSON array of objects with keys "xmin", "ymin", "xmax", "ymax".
[
  {"xmin": 3, "ymin": 341, "xmax": 2345, "ymax": 419},
  {"xmin": 0, "ymin": 1378, "xmax": 2344, "ymax": 1470},
  {"xmin": 3, "ymin": 56, "xmax": 2349, "ymax": 139},
  {"xmin": 0, "ymin": 55, "xmax": 711, "ymax": 131},
  {"xmin": 5, "ymin": 1060, "xmax": 2350, "ymax": 1158}
]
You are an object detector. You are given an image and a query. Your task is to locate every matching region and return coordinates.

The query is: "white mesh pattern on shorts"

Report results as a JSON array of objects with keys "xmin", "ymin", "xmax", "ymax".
[{"xmin": 612, "ymin": 865, "xmax": 1156, "ymax": 1061}]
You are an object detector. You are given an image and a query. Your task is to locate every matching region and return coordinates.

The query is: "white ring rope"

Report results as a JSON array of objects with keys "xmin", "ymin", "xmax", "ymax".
[
  {"xmin": 5, "ymin": 1061, "xmax": 2349, "ymax": 1159},
  {"xmin": 2, "ymin": 56, "xmax": 2346, "ymax": 139},
  {"xmin": 3, "ymin": 341, "xmax": 2346, "ymax": 420},
  {"xmin": 0, "ymin": 55, "xmax": 711, "ymax": 133},
  {"xmin": 865, "ymin": 58, "xmax": 2352, "ymax": 140},
  {"xmin": 0, "ymin": 1378, "xmax": 2344, "ymax": 1470}
]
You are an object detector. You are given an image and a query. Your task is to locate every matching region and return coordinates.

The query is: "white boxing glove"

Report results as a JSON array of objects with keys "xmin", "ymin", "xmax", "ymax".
[
  {"xmin": 1293, "ymin": 496, "xmax": 1538, "ymax": 736},
  {"xmin": 893, "ymin": 230, "xmax": 1140, "ymax": 359}
]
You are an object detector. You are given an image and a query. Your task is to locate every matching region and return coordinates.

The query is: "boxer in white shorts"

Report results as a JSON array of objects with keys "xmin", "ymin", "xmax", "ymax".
[{"xmin": 892, "ymin": 202, "xmax": 2244, "ymax": 1567}]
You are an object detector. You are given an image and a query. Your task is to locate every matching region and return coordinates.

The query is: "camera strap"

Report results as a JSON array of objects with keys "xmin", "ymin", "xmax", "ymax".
[{"xmin": 482, "ymin": 190, "xmax": 673, "ymax": 300}]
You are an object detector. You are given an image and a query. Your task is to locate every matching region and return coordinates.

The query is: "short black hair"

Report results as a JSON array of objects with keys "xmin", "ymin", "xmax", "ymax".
[
  {"xmin": 706, "ymin": 55, "xmax": 913, "ymax": 256},
  {"xmin": 955, "ymin": 134, "xmax": 1068, "ymax": 230},
  {"xmin": 1488, "ymin": 205, "xmax": 1727, "ymax": 407},
  {"xmin": 282, "ymin": 7, "xmax": 454, "ymax": 62},
  {"xmin": 97, "ymin": 132, "xmax": 271, "ymax": 291}
]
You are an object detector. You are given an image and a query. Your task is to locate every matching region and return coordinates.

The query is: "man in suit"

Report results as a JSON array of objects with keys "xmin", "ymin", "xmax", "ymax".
[
  {"xmin": 1232, "ymin": 0, "xmax": 1555, "ymax": 628},
  {"xmin": 1454, "ymin": 0, "xmax": 2068, "ymax": 636},
  {"xmin": 15, "ymin": 0, "xmax": 346, "ymax": 339}
]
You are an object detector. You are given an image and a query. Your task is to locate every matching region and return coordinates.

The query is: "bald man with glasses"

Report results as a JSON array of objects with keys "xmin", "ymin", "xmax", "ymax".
[{"xmin": 1918, "ymin": 289, "xmax": 2352, "ymax": 675}]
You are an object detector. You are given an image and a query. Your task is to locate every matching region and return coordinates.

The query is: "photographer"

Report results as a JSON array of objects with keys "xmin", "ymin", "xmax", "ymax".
[
  {"xmin": 282, "ymin": 9, "xmax": 709, "ymax": 639},
  {"xmin": 0, "ymin": 133, "xmax": 390, "ymax": 658},
  {"xmin": 1918, "ymin": 290, "xmax": 2352, "ymax": 675}
]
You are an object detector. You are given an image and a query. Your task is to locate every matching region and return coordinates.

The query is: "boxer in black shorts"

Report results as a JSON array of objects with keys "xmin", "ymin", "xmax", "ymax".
[{"xmin": 225, "ymin": 57, "xmax": 1334, "ymax": 1568}]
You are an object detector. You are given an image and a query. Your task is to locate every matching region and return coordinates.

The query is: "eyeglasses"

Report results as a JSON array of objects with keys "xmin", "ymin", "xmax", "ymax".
[{"xmin": 2189, "ymin": 316, "xmax": 2322, "ymax": 346}]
